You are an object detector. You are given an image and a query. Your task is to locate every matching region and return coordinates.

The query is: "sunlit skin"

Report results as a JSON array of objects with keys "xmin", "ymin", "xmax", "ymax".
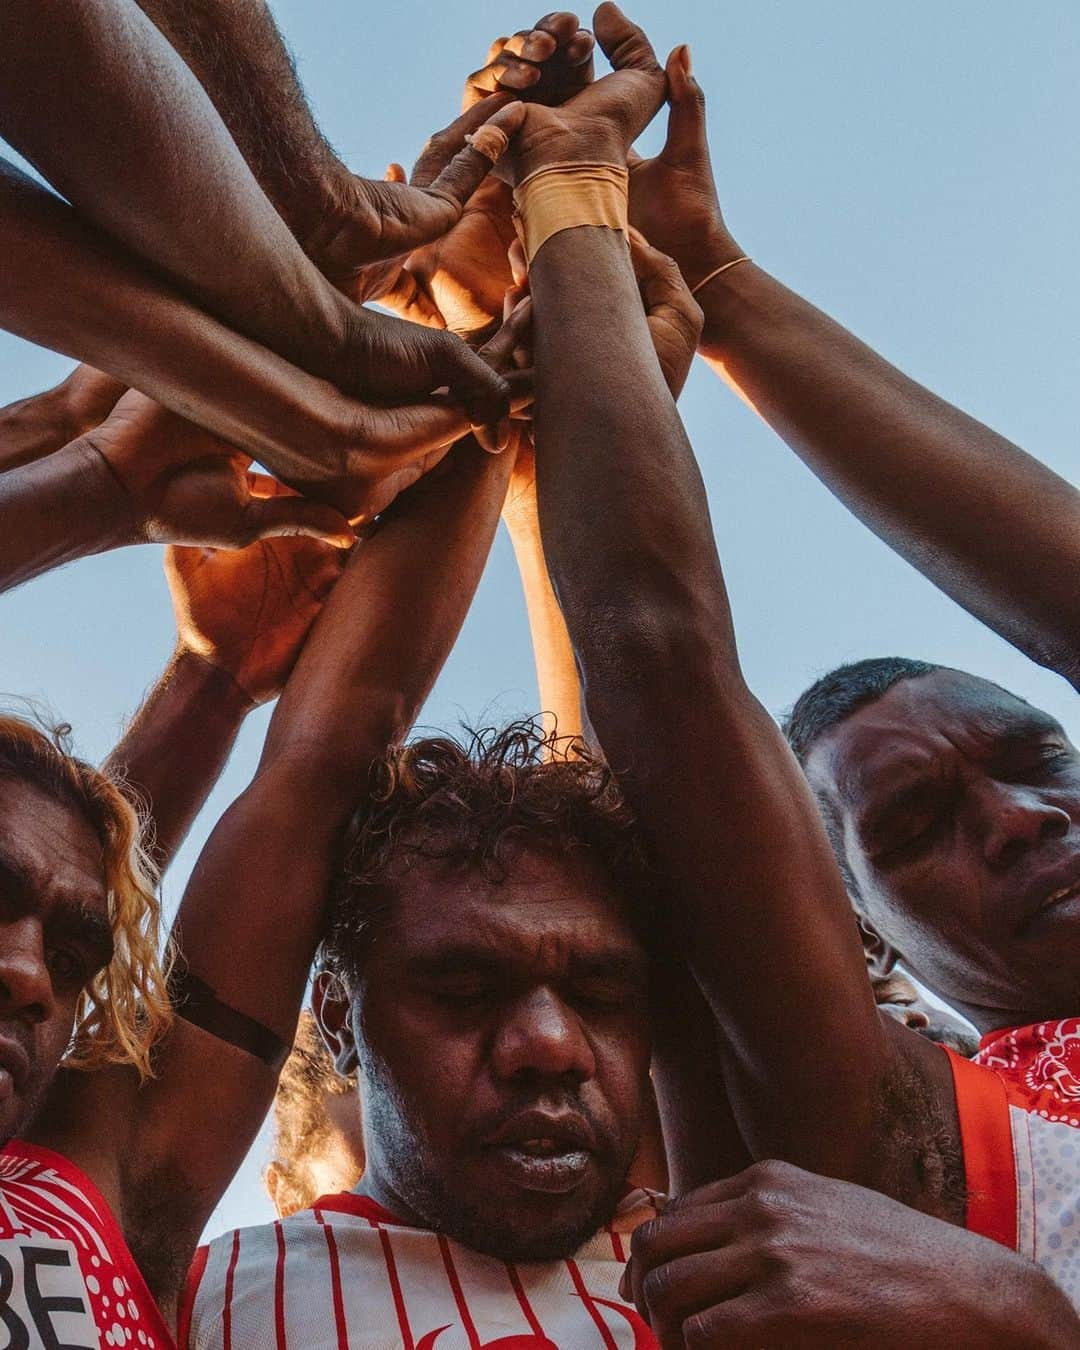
[
  {"xmin": 315, "ymin": 845, "xmax": 652, "ymax": 1263},
  {"xmin": 805, "ymin": 669, "xmax": 1080, "ymax": 1033},
  {"xmin": 0, "ymin": 778, "xmax": 111, "ymax": 1143}
]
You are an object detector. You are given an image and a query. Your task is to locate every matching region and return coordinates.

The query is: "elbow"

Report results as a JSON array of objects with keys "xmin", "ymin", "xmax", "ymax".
[{"xmin": 567, "ymin": 583, "xmax": 747, "ymax": 705}]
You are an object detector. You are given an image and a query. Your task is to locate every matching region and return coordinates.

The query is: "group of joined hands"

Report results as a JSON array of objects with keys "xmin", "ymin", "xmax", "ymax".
[{"xmin": 5, "ymin": 3, "xmax": 728, "ymax": 708}]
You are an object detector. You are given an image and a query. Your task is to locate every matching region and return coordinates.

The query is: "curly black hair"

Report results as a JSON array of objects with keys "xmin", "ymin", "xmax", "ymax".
[{"xmin": 319, "ymin": 720, "xmax": 653, "ymax": 987}]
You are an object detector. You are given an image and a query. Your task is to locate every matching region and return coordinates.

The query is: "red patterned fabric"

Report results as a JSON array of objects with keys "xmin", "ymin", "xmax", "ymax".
[
  {"xmin": 976, "ymin": 1019, "xmax": 1080, "ymax": 1123},
  {"xmin": 0, "ymin": 1138, "xmax": 175, "ymax": 1348}
]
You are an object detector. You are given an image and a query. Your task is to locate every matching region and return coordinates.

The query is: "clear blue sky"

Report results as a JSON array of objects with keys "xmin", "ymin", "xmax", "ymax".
[{"xmin": 0, "ymin": 0, "xmax": 1077, "ymax": 1240}]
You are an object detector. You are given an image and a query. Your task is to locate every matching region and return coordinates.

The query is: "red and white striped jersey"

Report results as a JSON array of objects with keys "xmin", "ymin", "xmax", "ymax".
[
  {"xmin": 949, "ymin": 1017, "xmax": 1080, "ymax": 1309},
  {"xmin": 181, "ymin": 1188, "xmax": 663, "ymax": 1349},
  {"xmin": 0, "ymin": 1138, "xmax": 175, "ymax": 1350}
]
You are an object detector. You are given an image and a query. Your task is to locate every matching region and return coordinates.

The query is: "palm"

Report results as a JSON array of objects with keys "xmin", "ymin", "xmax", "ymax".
[
  {"xmin": 397, "ymin": 180, "xmax": 516, "ymax": 336},
  {"xmin": 167, "ymin": 532, "xmax": 344, "ymax": 705}
]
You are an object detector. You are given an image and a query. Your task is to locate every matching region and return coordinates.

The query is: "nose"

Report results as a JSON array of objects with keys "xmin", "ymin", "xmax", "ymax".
[
  {"xmin": 0, "ymin": 918, "xmax": 53, "ymax": 1025},
  {"xmin": 978, "ymin": 782, "xmax": 1071, "ymax": 871},
  {"xmin": 491, "ymin": 987, "xmax": 597, "ymax": 1085}
]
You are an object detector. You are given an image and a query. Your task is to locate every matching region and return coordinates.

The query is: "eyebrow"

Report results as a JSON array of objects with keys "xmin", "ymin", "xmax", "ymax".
[
  {"xmin": 405, "ymin": 945, "xmax": 648, "ymax": 983},
  {"xmin": 0, "ymin": 845, "xmax": 113, "ymax": 969}
]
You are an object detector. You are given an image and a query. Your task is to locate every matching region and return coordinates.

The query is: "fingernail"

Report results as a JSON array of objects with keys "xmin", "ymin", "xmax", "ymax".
[{"xmin": 681, "ymin": 44, "xmax": 693, "ymax": 77}]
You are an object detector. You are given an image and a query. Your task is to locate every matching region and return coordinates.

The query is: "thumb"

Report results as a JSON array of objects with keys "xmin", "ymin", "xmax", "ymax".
[
  {"xmin": 663, "ymin": 44, "xmax": 708, "ymax": 162},
  {"xmin": 241, "ymin": 494, "xmax": 356, "ymax": 549}
]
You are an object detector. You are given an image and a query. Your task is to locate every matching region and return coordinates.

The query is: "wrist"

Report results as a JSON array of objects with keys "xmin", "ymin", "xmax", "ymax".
[
  {"xmin": 168, "ymin": 645, "xmax": 257, "ymax": 723},
  {"xmin": 0, "ymin": 386, "xmax": 73, "ymax": 469},
  {"xmin": 64, "ymin": 435, "xmax": 143, "ymax": 552},
  {"xmin": 679, "ymin": 227, "xmax": 747, "ymax": 293}
]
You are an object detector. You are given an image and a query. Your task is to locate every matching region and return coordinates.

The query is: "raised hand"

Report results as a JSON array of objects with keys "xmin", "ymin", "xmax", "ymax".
[
  {"xmin": 627, "ymin": 46, "xmax": 744, "ymax": 289},
  {"xmin": 463, "ymin": 16, "xmax": 595, "ymax": 109},
  {"xmin": 491, "ymin": 4, "xmax": 666, "ymax": 186},
  {"xmin": 83, "ymin": 393, "xmax": 355, "ymax": 547},
  {"xmin": 166, "ymin": 515, "xmax": 345, "ymax": 706}
]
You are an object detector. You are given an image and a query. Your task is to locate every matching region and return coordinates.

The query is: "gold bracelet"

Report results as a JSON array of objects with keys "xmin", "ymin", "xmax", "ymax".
[{"xmin": 690, "ymin": 255, "xmax": 752, "ymax": 295}]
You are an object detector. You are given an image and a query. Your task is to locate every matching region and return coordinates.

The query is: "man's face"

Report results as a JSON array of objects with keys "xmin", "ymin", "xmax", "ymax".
[
  {"xmin": 805, "ymin": 670, "xmax": 1080, "ymax": 1023},
  {"xmin": 344, "ymin": 846, "xmax": 651, "ymax": 1262},
  {"xmin": 0, "ymin": 778, "xmax": 112, "ymax": 1140}
]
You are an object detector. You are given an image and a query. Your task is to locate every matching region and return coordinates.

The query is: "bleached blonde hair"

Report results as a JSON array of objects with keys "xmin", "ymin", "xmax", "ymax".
[{"xmin": 0, "ymin": 713, "xmax": 171, "ymax": 1078}]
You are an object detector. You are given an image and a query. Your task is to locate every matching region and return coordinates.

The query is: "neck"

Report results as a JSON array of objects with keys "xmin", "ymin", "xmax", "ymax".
[{"xmin": 354, "ymin": 1164, "xmax": 427, "ymax": 1230}]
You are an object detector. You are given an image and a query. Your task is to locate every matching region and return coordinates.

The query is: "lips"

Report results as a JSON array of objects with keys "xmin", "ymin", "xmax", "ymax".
[
  {"xmin": 1018, "ymin": 858, "xmax": 1080, "ymax": 935},
  {"xmin": 483, "ymin": 1110, "xmax": 597, "ymax": 1194}
]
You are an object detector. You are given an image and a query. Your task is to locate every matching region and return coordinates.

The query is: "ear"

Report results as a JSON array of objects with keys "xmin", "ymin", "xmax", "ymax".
[
  {"xmin": 312, "ymin": 971, "xmax": 360, "ymax": 1076},
  {"xmin": 264, "ymin": 1162, "xmax": 286, "ymax": 1217},
  {"xmin": 857, "ymin": 911, "xmax": 901, "ymax": 980}
]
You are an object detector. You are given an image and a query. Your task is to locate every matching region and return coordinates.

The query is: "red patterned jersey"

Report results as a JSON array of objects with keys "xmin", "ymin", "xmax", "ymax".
[
  {"xmin": 0, "ymin": 1139, "xmax": 175, "ymax": 1349},
  {"xmin": 180, "ymin": 1188, "xmax": 663, "ymax": 1349},
  {"xmin": 946, "ymin": 1018, "xmax": 1080, "ymax": 1308}
]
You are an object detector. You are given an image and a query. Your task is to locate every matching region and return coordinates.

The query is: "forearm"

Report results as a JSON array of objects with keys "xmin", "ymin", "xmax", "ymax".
[
  {"xmin": 0, "ymin": 438, "xmax": 130, "ymax": 592},
  {"xmin": 504, "ymin": 505, "xmax": 584, "ymax": 746},
  {"xmin": 699, "ymin": 261, "xmax": 1080, "ymax": 687},
  {"xmin": 134, "ymin": 0, "xmax": 335, "ymax": 248},
  {"xmin": 0, "ymin": 0, "xmax": 343, "ymax": 368},
  {"xmin": 0, "ymin": 385, "xmax": 77, "ymax": 472},
  {"xmin": 0, "ymin": 369, "xmax": 127, "ymax": 471},
  {"xmin": 105, "ymin": 650, "xmax": 251, "ymax": 871},
  {"xmin": 0, "ymin": 159, "xmax": 348, "ymax": 496}
]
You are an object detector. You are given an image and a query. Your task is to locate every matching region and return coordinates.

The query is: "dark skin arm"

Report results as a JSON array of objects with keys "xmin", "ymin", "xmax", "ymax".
[
  {"xmin": 0, "ymin": 392, "xmax": 352, "ymax": 595},
  {"xmin": 131, "ymin": 0, "xmax": 526, "ymax": 303},
  {"xmin": 629, "ymin": 48, "xmax": 1080, "ymax": 691},
  {"xmin": 0, "ymin": 159, "xmax": 485, "ymax": 519},
  {"xmin": 0, "ymin": 0, "xmax": 507, "ymax": 418},
  {"xmin": 29, "ymin": 320, "xmax": 523, "ymax": 1320},
  {"xmin": 105, "ymin": 522, "xmax": 344, "ymax": 870},
  {"xmin": 0, "ymin": 367, "xmax": 126, "ymax": 472},
  {"xmin": 624, "ymin": 1161, "xmax": 1080, "ymax": 1349},
  {"xmin": 509, "ymin": 6, "xmax": 937, "ymax": 1194}
]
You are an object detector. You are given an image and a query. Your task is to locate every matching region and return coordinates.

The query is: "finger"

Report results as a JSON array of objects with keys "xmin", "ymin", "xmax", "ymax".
[
  {"xmin": 411, "ymin": 94, "xmax": 513, "ymax": 189},
  {"xmin": 463, "ymin": 37, "xmax": 511, "ymax": 109},
  {"xmin": 628, "ymin": 1199, "xmax": 748, "ymax": 1310},
  {"xmin": 508, "ymin": 237, "xmax": 529, "ymax": 288},
  {"xmin": 241, "ymin": 495, "xmax": 356, "ymax": 549},
  {"xmin": 489, "ymin": 52, "xmax": 544, "ymax": 91},
  {"xmin": 384, "ymin": 162, "xmax": 407, "ymax": 183},
  {"xmin": 593, "ymin": 2, "xmax": 662, "ymax": 73},
  {"xmin": 504, "ymin": 29, "xmax": 557, "ymax": 61},
  {"xmin": 382, "ymin": 264, "xmax": 448, "ymax": 329},
  {"xmin": 564, "ymin": 28, "xmax": 596, "ymax": 65},
  {"xmin": 638, "ymin": 1248, "xmax": 760, "ymax": 1345},
  {"xmin": 502, "ymin": 281, "xmax": 529, "ymax": 322},
  {"xmin": 663, "ymin": 44, "xmax": 708, "ymax": 162},
  {"xmin": 246, "ymin": 471, "xmax": 297, "ymax": 500},
  {"xmin": 532, "ymin": 11, "xmax": 583, "ymax": 45}
]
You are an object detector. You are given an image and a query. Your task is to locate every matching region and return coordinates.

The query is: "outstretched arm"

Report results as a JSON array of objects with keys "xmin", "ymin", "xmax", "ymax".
[
  {"xmin": 0, "ymin": 392, "xmax": 352, "ymax": 595},
  {"xmin": 31, "ymin": 315, "xmax": 521, "ymax": 1311},
  {"xmin": 0, "ymin": 159, "xmax": 481, "ymax": 519},
  {"xmin": 505, "ymin": 5, "xmax": 899, "ymax": 1190},
  {"xmin": 0, "ymin": 0, "xmax": 505, "ymax": 416},
  {"xmin": 629, "ymin": 49, "xmax": 1080, "ymax": 690}
]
